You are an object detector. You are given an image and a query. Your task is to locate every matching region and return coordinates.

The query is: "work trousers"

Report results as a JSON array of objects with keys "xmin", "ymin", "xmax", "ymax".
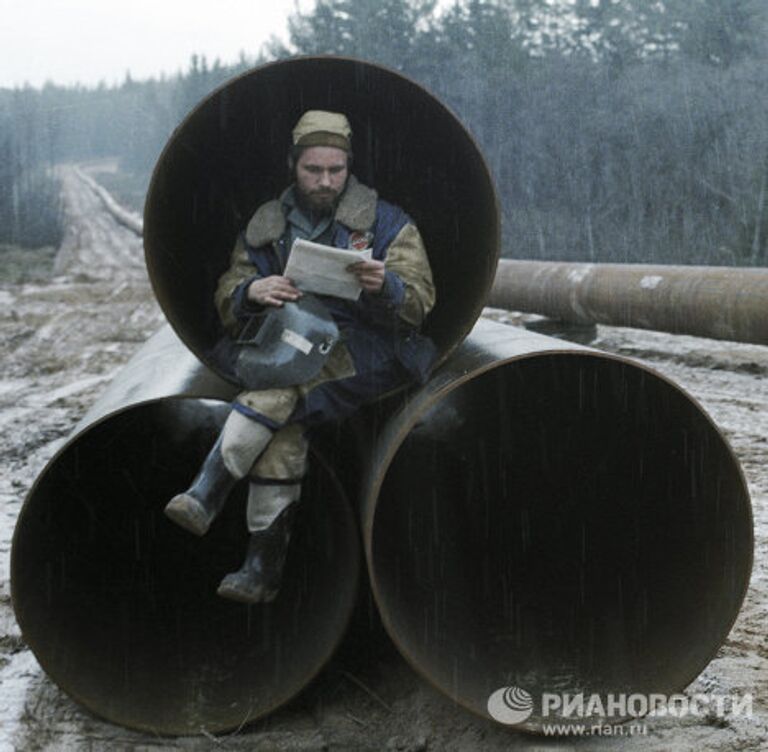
[{"xmin": 231, "ymin": 339, "xmax": 410, "ymax": 527}]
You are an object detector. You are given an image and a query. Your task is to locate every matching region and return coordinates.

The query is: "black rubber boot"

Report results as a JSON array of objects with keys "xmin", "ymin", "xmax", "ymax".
[
  {"xmin": 217, "ymin": 504, "xmax": 298, "ymax": 604},
  {"xmin": 164, "ymin": 436, "xmax": 237, "ymax": 536}
]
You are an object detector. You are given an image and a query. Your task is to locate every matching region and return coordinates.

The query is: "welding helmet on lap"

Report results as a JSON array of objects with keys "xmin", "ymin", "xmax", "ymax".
[{"xmin": 234, "ymin": 294, "xmax": 339, "ymax": 390}]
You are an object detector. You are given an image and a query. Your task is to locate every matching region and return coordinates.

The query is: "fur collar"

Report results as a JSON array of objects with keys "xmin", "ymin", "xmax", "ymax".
[
  {"xmin": 244, "ymin": 175, "xmax": 378, "ymax": 248},
  {"xmin": 335, "ymin": 176, "xmax": 378, "ymax": 231},
  {"xmin": 244, "ymin": 199, "xmax": 284, "ymax": 248}
]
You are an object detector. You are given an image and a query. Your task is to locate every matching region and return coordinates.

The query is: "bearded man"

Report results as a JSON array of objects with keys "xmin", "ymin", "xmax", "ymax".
[{"xmin": 164, "ymin": 110, "xmax": 436, "ymax": 604}]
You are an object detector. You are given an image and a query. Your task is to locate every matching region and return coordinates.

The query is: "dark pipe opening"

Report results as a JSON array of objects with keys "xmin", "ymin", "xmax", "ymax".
[
  {"xmin": 144, "ymin": 56, "xmax": 499, "ymax": 382},
  {"xmin": 370, "ymin": 354, "xmax": 752, "ymax": 729},
  {"xmin": 12, "ymin": 398, "xmax": 359, "ymax": 735}
]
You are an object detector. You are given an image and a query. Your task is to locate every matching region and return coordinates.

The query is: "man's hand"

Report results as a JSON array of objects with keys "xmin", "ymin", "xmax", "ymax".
[
  {"xmin": 247, "ymin": 275, "xmax": 302, "ymax": 307},
  {"xmin": 348, "ymin": 259, "xmax": 386, "ymax": 294}
]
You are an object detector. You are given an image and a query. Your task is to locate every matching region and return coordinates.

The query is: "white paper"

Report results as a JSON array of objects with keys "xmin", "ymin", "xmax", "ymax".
[{"xmin": 284, "ymin": 238, "xmax": 372, "ymax": 300}]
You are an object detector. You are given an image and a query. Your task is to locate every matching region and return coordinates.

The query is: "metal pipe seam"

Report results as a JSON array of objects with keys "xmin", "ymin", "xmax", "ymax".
[
  {"xmin": 143, "ymin": 55, "xmax": 500, "ymax": 384},
  {"xmin": 490, "ymin": 259, "xmax": 768, "ymax": 345},
  {"xmin": 10, "ymin": 329, "xmax": 361, "ymax": 736},
  {"xmin": 359, "ymin": 317, "xmax": 754, "ymax": 732}
]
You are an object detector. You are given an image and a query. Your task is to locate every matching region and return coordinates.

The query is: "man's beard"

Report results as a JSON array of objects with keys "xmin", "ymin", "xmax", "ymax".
[
  {"xmin": 295, "ymin": 188, "xmax": 338, "ymax": 216},
  {"xmin": 305, "ymin": 190, "xmax": 338, "ymax": 214}
]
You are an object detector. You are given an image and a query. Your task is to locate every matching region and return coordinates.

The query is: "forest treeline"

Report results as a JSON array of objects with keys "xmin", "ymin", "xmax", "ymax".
[{"xmin": 2, "ymin": 0, "xmax": 767, "ymax": 265}]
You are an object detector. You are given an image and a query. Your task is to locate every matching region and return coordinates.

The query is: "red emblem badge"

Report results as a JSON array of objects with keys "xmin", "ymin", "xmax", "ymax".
[{"xmin": 349, "ymin": 231, "xmax": 373, "ymax": 251}]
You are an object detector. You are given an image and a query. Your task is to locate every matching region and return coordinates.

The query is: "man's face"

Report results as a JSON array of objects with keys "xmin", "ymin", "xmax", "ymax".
[{"xmin": 294, "ymin": 146, "xmax": 349, "ymax": 213}]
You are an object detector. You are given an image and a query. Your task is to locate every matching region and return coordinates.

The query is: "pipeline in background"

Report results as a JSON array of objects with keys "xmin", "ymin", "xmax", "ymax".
[{"xmin": 491, "ymin": 259, "xmax": 768, "ymax": 345}]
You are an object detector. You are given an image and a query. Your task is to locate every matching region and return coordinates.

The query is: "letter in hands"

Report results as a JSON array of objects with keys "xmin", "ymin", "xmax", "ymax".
[
  {"xmin": 248, "ymin": 275, "xmax": 302, "ymax": 307},
  {"xmin": 347, "ymin": 259, "xmax": 385, "ymax": 294}
]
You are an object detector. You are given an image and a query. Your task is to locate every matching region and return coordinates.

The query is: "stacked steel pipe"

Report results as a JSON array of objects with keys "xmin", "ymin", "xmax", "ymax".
[
  {"xmin": 359, "ymin": 319, "xmax": 752, "ymax": 730},
  {"xmin": 12, "ymin": 329, "xmax": 360, "ymax": 734},
  {"xmin": 12, "ymin": 57, "xmax": 753, "ymax": 737}
]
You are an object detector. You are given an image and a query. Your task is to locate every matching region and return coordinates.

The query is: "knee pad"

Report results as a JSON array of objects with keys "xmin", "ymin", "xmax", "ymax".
[{"xmin": 220, "ymin": 410, "xmax": 273, "ymax": 478}]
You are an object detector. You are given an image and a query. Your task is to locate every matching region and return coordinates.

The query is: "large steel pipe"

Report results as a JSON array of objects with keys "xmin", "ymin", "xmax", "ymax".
[
  {"xmin": 11, "ymin": 328, "xmax": 360, "ymax": 735},
  {"xmin": 361, "ymin": 318, "xmax": 753, "ymax": 731},
  {"xmin": 491, "ymin": 259, "xmax": 768, "ymax": 345},
  {"xmin": 144, "ymin": 56, "xmax": 500, "ymax": 382}
]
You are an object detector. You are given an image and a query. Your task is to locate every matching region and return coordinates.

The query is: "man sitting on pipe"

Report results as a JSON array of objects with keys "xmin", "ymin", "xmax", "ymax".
[{"xmin": 164, "ymin": 110, "xmax": 437, "ymax": 604}]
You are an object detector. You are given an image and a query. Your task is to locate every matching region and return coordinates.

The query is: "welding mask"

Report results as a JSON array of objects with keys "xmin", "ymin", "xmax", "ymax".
[{"xmin": 234, "ymin": 294, "xmax": 339, "ymax": 390}]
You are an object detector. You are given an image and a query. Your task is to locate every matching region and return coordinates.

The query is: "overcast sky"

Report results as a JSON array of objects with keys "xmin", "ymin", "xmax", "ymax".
[{"xmin": 0, "ymin": 0, "xmax": 314, "ymax": 89}]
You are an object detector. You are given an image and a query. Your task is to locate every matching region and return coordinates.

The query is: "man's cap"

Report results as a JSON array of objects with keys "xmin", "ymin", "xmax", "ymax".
[{"xmin": 292, "ymin": 110, "xmax": 352, "ymax": 152}]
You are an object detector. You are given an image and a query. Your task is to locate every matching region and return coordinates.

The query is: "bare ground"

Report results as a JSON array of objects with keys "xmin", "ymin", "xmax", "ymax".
[{"xmin": 0, "ymin": 167, "xmax": 765, "ymax": 750}]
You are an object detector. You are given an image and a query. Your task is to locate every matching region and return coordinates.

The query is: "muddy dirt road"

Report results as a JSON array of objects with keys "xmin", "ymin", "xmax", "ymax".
[{"xmin": 0, "ymin": 166, "xmax": 765, "ymax": 750}]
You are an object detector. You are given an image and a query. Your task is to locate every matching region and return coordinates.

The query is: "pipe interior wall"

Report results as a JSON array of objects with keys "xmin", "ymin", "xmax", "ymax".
[
  {"xmin": 144, "ymin": 56, "xmax": 500, "ymax": 382},
  {"xmin": 11, "ymin": 397, "xmax": 360, "ymax": 735},
  {"xmin": 363, "ymin": 320, "xmax": 753, "ymax": 730}
]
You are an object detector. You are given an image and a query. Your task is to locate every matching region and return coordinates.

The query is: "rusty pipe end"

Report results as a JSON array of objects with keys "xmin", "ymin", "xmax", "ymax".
[
  {"xmin": 143, "ymin": 56, "xmax": 500, "ymax": 383},
  {"xmin": 364, "ymin": 324, "xmax": 753, "ymax": 731},
  {"xmin": 11, "ymin": 397, "xmax": 360, "ymax": 735}
]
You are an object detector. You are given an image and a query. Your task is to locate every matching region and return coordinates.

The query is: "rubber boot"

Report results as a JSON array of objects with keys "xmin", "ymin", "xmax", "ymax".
[
  {"xmin": 217, "ymin": 504, "xmax": 298, "ymax": 604},
  {"xmin": 164, "ymin": 435, "xmax": 235, "ymax": 536},
  {"xmin": 165, "ymin": 411, "xmax": 273, "ymax": 536}
]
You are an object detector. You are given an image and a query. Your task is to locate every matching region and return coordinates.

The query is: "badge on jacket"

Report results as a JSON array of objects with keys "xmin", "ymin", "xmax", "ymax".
[{"xmin": 349, "ymin": 231, "xmax": 374, "ymax": 251}]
